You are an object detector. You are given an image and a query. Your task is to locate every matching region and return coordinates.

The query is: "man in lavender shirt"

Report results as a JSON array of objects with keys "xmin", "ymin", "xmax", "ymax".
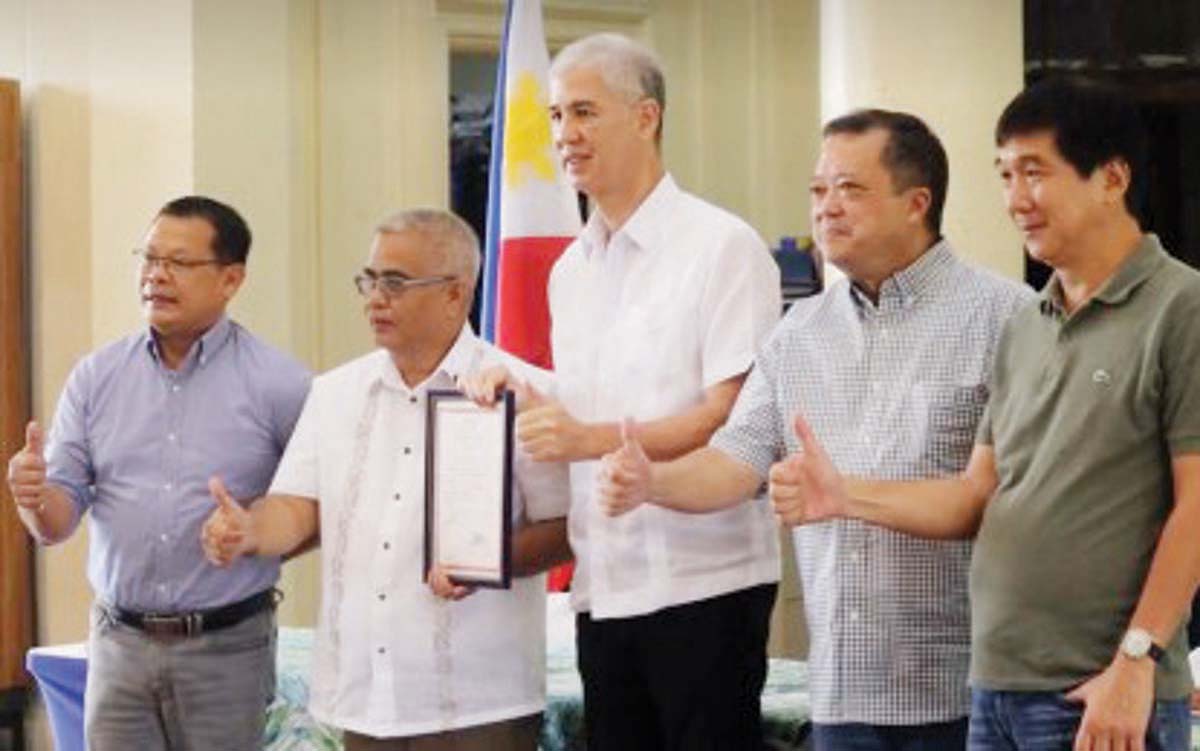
[{"xmin": 5, "ymin": 196, "xmax": 310, "ymax": 751}]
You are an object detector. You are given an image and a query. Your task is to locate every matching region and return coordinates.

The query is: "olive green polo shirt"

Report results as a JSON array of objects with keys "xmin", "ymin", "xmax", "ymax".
[{"xmin": 971, "ymin": 234, "xmax": 1200, "ymax": 698}]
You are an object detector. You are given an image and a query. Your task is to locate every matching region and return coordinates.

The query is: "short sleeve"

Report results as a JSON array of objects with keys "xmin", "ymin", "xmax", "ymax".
[
  {"xmin": 708, "ymin": 336, "xmax": 784, "ymax": 479},
  {"xmin": 480, "ymin": 347, "xmax": 568, "ymax": 522},
  {"xmin": 698, "ymin": 225, "xmax": 782, "ymax": 388},
  {"xmin": 1163, "ymin": 293, "xmax": 1200, "ymax": 455},
  {"xmin": 514, "ymin": 448, "xmax": 570, "ymax": 523},
  {"xmin": 45, "ymin": 358, "xmax": 96, "ymax": 516},
  {"xmin": 268, "ymin": 389, "xmax": 321, "ymax": 500}
]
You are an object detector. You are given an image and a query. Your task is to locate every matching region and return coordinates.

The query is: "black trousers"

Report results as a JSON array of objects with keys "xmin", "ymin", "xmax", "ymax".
[{"xmin": 576, "ymin": 583, "xmax": 777, "ymax": 751}]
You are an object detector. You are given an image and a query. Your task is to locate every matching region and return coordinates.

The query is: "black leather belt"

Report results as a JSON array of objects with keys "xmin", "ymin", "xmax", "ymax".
[{"xmin": 108, "ymin": 589, "xmax": 276, "ymax": 639}]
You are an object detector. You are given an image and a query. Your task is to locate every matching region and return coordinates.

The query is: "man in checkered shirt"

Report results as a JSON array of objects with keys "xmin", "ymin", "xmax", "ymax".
[{"xmin": 597, "ymin": 109, "xmax": 1033, "ymax": 751}]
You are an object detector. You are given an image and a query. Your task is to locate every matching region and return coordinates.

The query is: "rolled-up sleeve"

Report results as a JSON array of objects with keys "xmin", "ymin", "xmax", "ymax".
[{"xmin": 45, "ymin": 359, "xmax": 96, "ymax": 517}]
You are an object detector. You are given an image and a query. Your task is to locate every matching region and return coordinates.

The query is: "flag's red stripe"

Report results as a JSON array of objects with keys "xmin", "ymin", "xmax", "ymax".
[{"xmin": 496, "ymin": 235, "xmax": 573, "ymax": 370}]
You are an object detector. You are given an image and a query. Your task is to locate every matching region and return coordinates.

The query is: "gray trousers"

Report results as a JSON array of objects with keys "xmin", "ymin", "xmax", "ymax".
[
  {"xmin": 84, "ymin": 604, "xmax": 276, "ymax": 751},
  {"xmin": 342, "ymin": 713, "xmax": 542, "ymax": 751}
]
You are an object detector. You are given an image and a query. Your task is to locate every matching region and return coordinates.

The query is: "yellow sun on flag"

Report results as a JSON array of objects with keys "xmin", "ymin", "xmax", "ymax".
[{"xmin": 503, "ymin": 72, "xmax": 556, "ymax": 188}]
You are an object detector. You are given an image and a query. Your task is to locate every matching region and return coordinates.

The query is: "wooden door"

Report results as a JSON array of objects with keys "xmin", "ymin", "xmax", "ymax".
[{"xmin": 0, "ymin": 78, "xmax": 33, "ymax": 691}]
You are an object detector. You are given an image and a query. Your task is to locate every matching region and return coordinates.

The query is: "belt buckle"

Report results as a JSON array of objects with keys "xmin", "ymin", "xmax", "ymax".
[{"xmin": 142, "ymin": 613, "xmax": 203, "ymax": 639}]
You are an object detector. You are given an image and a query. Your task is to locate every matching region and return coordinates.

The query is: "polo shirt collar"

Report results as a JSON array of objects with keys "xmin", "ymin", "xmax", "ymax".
[
  {"xmin": 144, "ymin": 314, "xmax": 234, "ymax": 370},
  {"xmin": 579, "ymin": 172, "xmax": 679, "ymax": 258},
  {"xmin": 1038, "ymin": 233, "xmax": 1165, "ymax": 318},
  {"xmin": 849, "ymin": 238, "xmax": 955, "ymax": 311},
  {"xmin": 373, "ymin": 322, "xmax": 480, "ymax": 393}
]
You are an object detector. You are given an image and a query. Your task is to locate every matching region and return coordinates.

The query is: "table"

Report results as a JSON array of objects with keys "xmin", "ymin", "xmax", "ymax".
[
  {"xmin": 28, "ymin": 595, "xmax": 811, "ymax": 751},
  {"xmin": 24, "ymin": 644, "xmax": 85, "ymax": 751}
]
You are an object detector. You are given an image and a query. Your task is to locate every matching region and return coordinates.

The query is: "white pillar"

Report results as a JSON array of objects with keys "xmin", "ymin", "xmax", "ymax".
[{"xmin": 820, "ymin": 0, "xmax": 1025, "ymax": 279}]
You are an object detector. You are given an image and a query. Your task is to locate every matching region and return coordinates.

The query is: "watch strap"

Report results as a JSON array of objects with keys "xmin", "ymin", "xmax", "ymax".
[{"xmin": 1147, "ymin": 640, "xmax": 1165, "ymax": 663}]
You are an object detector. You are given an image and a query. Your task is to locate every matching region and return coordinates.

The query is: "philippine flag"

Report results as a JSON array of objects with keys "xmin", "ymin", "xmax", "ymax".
[{"xmin": 480, "ymin": 0, "xmax": 581, "ymax": 369}]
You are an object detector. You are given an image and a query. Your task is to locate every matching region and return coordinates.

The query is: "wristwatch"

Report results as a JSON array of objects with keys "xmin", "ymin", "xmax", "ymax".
[{"xmin": 1119, "ymin": 628, "xmax": 1165, "ymax": 663}]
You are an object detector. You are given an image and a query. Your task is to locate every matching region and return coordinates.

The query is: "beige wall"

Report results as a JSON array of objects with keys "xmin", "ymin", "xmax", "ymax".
[
  {"xmin": 1, "ymin": 0, "xmax": 1022, "ymax": 656},
  {"xmin": 5, "ymin": 0, "xmax": 202, "ymax": 646}
]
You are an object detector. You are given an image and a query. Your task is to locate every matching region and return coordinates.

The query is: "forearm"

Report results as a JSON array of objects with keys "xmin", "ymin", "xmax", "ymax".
[
  {"xmin": 844, "ymin": 475, "xmax": 987, "ymax": 539},
  {"xmin": 649, "ymin": 447, "xmax": 762, "ymax": 513},
  {"xmin": 582, "ymin": 379, "xmax": 745, "ymax": 462},
  {"xmin": 834, "ymin": 443, "xmax": 997, "ymax": 539},
  {"xmin": 512, "ymin": 518, "xmax": 571, "ymax": 576},
  {"xmin": 17, "ymin": 484, "xmax": 79, "ymax": 545},
  {"xmin": 247, "ymin": 494, "xmax": 319, "ymax": 558},
  {"xmin": 1123, "ymin": 456, "xmax": 1200, "ymax": 644}
]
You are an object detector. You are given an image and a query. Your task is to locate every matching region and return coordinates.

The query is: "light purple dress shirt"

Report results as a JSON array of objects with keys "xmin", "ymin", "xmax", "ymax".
[{"xmin": 46, "ymin": 315, "xmax": 310, "ymax": 612}]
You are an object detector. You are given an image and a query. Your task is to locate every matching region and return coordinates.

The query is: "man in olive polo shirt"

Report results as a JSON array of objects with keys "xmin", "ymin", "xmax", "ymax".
[{"xmin": 769, "ymin": 77, "xmax": 1200, "ymax": 751}]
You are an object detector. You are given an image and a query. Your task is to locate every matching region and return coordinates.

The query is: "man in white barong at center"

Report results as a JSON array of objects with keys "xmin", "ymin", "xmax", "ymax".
[{"xmin": 200, "ymin": 208, "xmax": 571, "ymax": 751}]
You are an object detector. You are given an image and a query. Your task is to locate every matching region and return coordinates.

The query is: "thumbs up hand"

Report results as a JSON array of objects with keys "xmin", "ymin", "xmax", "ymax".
[
  {"xmin": 7, "ymin": 421, "xmax": 49, "ymax": 512},
  {"xmin": 514, "ymin": 381, "xmax": 592, "ymax": 462},
  {"xmin": 201, "ymin": 476, "xmax": 256, "ymax": 567},
  {"xmin": 597, "ymin": 418, "xmax": 653, "ymax": 517},
  {"xmin": 769, "ymin": 415, "xmax": 848, "ymax": 527}
]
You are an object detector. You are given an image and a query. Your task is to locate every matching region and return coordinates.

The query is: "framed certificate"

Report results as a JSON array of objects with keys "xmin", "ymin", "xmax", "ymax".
[{"xmin": 423, "ymin": 389, "xmax": 514, "ymax": 588}]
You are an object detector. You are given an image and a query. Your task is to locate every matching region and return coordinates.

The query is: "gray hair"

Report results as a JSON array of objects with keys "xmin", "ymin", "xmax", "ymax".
[
  {"xmin": 550, "ymin": 33, "xmax": 666, "ymax": 126},
  {"xmin": 373, "ymin": 208, "xmax": 481, "ymax": 287}
]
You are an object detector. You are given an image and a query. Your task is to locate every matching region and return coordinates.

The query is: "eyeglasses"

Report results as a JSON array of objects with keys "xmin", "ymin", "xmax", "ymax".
[
  {"xmin": 353, "ymin": 270, "xmax": 457, "ymax": 299},
  {"xmin": 133, "ymin": 248, "xmax": 225, "ymax": 275}
]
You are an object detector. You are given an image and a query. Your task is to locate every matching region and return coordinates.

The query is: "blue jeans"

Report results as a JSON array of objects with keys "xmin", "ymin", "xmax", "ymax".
[
  {"xmin": 812, "ymin": 717, "xmax": 969, "ymax": 751},
  {"xmin": 968, "ymin": 689, "xmax": 1191, "ymax": 751}
]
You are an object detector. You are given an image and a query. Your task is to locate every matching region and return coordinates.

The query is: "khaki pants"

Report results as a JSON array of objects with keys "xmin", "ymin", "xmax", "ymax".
[{"xmin": 342, "ymin": 713, "xmax": 542, "ymax": 751}]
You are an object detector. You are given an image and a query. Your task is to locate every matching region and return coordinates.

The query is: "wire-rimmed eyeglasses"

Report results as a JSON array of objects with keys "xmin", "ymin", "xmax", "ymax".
[{"xmin": 353, "ymin": 270, "xmax": 457, "ymax": 299}]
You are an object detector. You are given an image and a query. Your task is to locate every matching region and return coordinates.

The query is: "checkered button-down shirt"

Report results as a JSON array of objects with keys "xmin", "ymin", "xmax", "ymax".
[{"xmin": 711, "ymin": 241, "xmax": 1033, "ymax": 724}]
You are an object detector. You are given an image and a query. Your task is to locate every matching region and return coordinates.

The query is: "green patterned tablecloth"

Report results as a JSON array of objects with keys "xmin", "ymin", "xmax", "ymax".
[
  {"xmin": 264, "ymin": 628, "xmax": 341, "ymax": 751},
  {"xmin": 266, "ymin": 598, "xmax": 811, "ymax": 751}
]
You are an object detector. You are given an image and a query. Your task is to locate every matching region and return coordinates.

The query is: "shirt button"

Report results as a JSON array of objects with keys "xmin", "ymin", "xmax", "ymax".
[
  {"xmin": 377, "ymin": 646, "xmax": 386, "ymax": 655},
  {"xmin": 848, "ymin": 609, "xmax": 860, "ymax": 622},
  {"xmin": 403, "ymin": 447, "xmax": 412, "ymax": 455},
  {"xmin": 171, "ymin": 385, "xmax": 181, "ymax": 393},
  {"xmin": 409, "ymin": 396, "xmax": 418, "ymax": 404},
  {"xmin": 378, "ymin": 593, "xmax": 386, "ymax": 601},
  {"xmin": 848, "ymin": 551, "xmax": 861, "ymax": 564},
  {"xmin": 167, "ymin": 433, "xmax": 177, "ymax": 443},
  {"xmin": 160, "ymin": 533, "xmax": 169, "ymax": 543},
  {"xmin": 158, "ymin": 583, "xmax": 167, "ymax": 592},
  {"xmin": 382, "ymin": 542, "xmax": 391, "ymax": 550},
  {"xmin": 163, "ymin": 482, "xmax": 173, "ymax": 491},
  {"xmin": 393, "ymin": 493, "xmax": 400, "ymax": 501}
]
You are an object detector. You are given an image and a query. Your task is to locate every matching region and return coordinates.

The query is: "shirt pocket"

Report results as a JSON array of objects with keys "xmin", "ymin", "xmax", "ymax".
[
  {"xmin": 916, "ymin": 382, "xmax": 988, "ymax": 473},
  {"xmin": 612, "ymin": 306, "xmax": 698, "ymax": 419}
]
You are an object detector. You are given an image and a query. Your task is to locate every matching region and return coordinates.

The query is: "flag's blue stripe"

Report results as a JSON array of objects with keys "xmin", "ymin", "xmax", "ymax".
[{"xmin": 480, "ymin": 0, "xmax": 515, "ymax": 343}]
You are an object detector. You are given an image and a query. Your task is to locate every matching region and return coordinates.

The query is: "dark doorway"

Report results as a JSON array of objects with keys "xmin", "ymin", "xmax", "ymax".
[
  {"xmin": 1023, "ymin": 0, "xmax": 1200, "ymax": 288},
  {"xmin": 450, "ymin": 51, "xmax": 499, "ymax": 333}
]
